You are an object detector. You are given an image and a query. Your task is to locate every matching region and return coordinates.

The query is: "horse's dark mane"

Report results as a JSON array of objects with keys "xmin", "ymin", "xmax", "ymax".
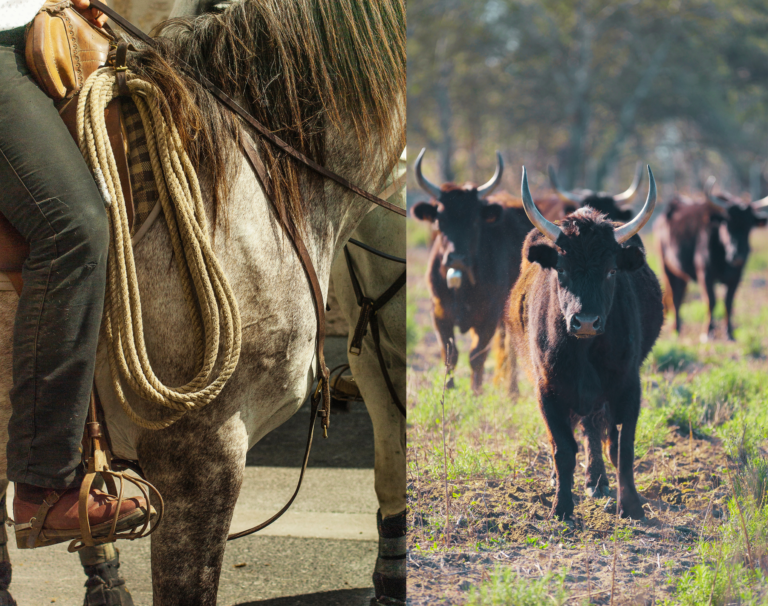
[{"xmin": 128, "ymin": 0, "xmax": 405, "ymax": 233}]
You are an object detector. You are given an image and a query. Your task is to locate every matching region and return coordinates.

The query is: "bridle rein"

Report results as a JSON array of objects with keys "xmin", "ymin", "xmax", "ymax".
[{"xmin": 90, "ymin": 1, "xmax": 406, "ymax": 540}]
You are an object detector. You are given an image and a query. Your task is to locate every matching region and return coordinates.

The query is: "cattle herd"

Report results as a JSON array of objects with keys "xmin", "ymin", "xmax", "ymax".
[{"xmin": 412, "ymin": 151, "xmax": 768, "ymax": 520}]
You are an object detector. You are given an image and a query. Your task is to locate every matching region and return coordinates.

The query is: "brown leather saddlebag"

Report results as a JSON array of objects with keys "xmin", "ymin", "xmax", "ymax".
[{"xmin": 25, "ymin": 0, "xmax": 113, "ymax": 102}]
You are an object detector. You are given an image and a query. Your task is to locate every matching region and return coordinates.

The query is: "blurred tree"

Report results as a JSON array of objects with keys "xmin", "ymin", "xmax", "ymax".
[{"xmin": 407, "ymin": 0, "xmax": 768, "ymax": 196}]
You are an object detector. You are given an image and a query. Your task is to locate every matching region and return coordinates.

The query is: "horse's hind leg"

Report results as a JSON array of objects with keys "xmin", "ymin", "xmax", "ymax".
[
  {"xmin": 138, "ymin": 416, "xmax": 248, "ymax": 606},
  {"xmin": 349, "ymin": 345, "xmax": 406, "ymax": 604}
]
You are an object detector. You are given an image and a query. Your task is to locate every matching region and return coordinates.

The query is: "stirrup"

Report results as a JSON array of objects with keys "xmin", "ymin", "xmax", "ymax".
[
  {"xmin": 15, "ymin": 397, "xmax": 164, "ymax": 551},
  {"xmin": 67, "ymin": 414, "xmax": 163, "ymax": 552}
]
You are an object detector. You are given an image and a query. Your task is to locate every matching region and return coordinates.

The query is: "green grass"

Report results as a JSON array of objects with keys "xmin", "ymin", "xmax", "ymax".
[
  {"xmin": 407, "ymin": 301, "xmax": 425, "ymax": 356},
  {"xmin": 645, "ymin": 341, "xmax": 699, "ymax": 372},
  {"xmin": 465, "ymin": 567, "xmax": 575, "ymax": 606},
  {"xmin": 407, "ymin": 216, "xmax": 431, "ymax": 249},
  {"xmin": 662, "ymin": 434, "xmax": 768, "ymax": 606}
]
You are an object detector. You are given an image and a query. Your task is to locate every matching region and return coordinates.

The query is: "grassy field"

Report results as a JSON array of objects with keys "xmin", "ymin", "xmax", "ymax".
[{"xmin": 406, "ymin": 216, "xmax": 768, "ymax": 605}]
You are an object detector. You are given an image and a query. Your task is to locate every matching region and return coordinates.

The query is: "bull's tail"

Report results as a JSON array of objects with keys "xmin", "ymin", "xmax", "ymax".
[{"xmin": 492, "ymin": 323, "xmax": 518, "ymax": 397}]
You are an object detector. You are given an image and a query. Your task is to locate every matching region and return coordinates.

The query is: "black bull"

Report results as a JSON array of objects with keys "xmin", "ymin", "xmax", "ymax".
[
  {"xmin": 411, "ymin": 150, "xmax": 531, "ymax": 393},
  {"xmin": 654, "ymin": 183, "xmax": 768, "ymax": 340},
  {"xmin": 507, "ymin": 167, "xmax": 663, "ymax": 520}
]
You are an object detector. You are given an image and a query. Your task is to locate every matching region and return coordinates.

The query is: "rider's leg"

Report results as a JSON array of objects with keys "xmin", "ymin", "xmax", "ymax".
[{"xmin": 0, "ymin": 30, "xmax": 145, "ymax": 540}]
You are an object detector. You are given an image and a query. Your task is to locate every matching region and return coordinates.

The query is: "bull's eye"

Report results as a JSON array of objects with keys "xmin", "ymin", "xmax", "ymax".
[
  {"xmin": 607, "ymin": 269, "xmax": 617, "ymax": 278},
  {"xmin": 557, "ymin": 268, "xmax": 564, "ymax": 275}
]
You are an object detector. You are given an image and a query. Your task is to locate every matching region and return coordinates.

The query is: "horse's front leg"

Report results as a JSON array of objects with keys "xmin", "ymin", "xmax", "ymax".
[
  {"xmin": 349, "ymin": 340, "xmax": 406, "ymax": 605},
  {"xmin": 138, "ymin": 415, "xmax": 248, "ymax": 606}
]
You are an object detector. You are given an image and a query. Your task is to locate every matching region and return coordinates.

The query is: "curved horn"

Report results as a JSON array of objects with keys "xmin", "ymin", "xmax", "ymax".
[
  {"xmin": 414, "ymin": 148, "xmax": 442, "ymax": 199},
  {"xmin": 704, "ymin": 176, "xmax": 728, "ymax": 211},
  {"xmin": 752, "ymin": 195, "xmax": 768, "ymax": 209},
  {"xmin": 477, "ymin": 151, "xmax": 504, "ymax": 198},
  {"xmin": 613, "ymin": 161, "xmax": 644, "ymax": 204},
  {"xmin": 547, "ymin": 165, "xmax": 582, "ymax": 203},
  {"xmin": 522, "ymin": 167, "xmax": 563, "ymax": 243},
  {"xmin": 614, "ymin": 166, "xmax": 657, "ymax": 244}
]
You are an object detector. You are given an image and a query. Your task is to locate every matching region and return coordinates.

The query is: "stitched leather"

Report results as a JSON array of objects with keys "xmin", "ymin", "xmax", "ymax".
[{"xmin": 25, "ymin": 1, "xmax": 112, "ymax": 102}]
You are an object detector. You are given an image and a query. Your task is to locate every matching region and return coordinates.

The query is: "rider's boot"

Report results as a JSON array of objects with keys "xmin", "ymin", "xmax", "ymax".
[
  {"xmin": 13, "ymin": 483, "xmax": 152, "ymax": 549},
  {"xmin": 0, "ymin": 490, "xmax": 16, "ymax": 606},
  {"xmin": 80, "ymin": 544, "xmax": 135, "ymax": 606},
  {"xmin": 371, "ymin": 509, "xmax": 406, "ymax": 606}
]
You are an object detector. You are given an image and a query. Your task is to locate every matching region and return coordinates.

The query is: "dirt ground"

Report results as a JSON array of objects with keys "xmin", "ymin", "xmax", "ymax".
[{"xmin": 407, "ymin": 430, "xmax": 731, "ymax": 605}]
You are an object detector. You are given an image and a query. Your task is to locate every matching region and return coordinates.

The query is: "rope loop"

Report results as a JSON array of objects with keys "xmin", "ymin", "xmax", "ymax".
[{"xmin": 77, "ymin": 68, "xmax": 242, "ymax": 430}]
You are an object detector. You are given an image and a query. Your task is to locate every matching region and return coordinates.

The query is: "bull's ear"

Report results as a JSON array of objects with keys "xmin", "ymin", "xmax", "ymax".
[
  {"xmin": 480, "ymin": 203, "xmax": 503, "ymax": 223},
  {"xmin": 617, "ymin": 246, "xmax": 645, "ymax": 272},
  {"xmin": 411, "ymin": 202, "xmax": 438, "ymax": 223},
  {"xmin": 527, "ymin": 244, "xmax": 558, "ymax": 269}
]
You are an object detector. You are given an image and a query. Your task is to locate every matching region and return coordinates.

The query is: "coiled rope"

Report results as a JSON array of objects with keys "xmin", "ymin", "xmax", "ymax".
[{"xmin": 77, "ymin": 67, "xmax": 242, "ymax": 430}]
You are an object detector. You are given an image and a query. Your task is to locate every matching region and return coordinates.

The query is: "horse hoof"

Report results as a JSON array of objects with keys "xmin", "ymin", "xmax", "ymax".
[
  {"xmin": 83, "ymin": 556, "xmax": 135, "ymax": 606},
  {"xmin": 0, "ymin": 590, "xmax": 16, "ymax": 606},
  {"xmin": 370, "ymin": 597, "xmax": 405, "ymax": 606}
]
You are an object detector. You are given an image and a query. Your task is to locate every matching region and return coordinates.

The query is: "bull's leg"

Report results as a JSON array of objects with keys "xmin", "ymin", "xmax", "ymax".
[
  {"xmin": 432, "ymin": 314, "xmax": 457, "ymax": 389},
  {"xmin": 697, "ymin": 268, "xmax": 717, "ymax": 339},
  {"xmin": 468, "ymin": 324, "xmax": 496, "ymax": 395},
  {"xmin": 0, "ymin": 481, "xmax": 14, "ymax": 606},
  {"xmin": 724, "ymin": 281, "xmax": 739, "ymax": 341},
  {"xmin": 138, "ymin": 418, "xmax": 248, "ymax": 606},
  {"xmin": 581, "ymin": 413, "xmax": 610, "ymax": 498},
  {"xmin": 542, "ymin": 403, "xmax": 578, "ymax": 520},
  {"xmin": 663, "ymin": 267, "xmax": 687, "ymax": 335},
  {"xmin": 607, "ymin": 394, "xmax": 643, "ymax": 519}
]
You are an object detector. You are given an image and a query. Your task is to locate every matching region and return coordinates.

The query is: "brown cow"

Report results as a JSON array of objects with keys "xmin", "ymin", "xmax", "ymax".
[
  {"xmin": 655, "ymin": 177, "xmax": 768, "ymax": 340},
  {"xmin": 411, "ymin": 149, "xmax": 531, "ymax": 394}
]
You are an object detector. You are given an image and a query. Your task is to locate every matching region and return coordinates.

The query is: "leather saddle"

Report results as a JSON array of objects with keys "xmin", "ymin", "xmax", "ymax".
[{"xmin": 0, "ymin": 1, "xmax": 134, "ymax": 295}]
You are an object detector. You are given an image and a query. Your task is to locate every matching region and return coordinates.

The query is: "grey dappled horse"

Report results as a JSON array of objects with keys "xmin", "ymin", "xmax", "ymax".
[{"xmin": 0, "ymin": 0, "xmax": 405, "ymax": 604}]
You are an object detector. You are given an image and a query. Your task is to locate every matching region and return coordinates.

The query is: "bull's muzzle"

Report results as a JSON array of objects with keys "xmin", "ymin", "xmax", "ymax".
[{"xmin": 569, "ymin": 314, "xmax": 603, "ymax": 338}]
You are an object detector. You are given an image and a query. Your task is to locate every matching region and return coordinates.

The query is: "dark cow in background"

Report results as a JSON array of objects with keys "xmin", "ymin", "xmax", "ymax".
[
  {"xmin": 548, "ymin": 162, "xmax": 644, "ymax": 222},
  {"xmin": 507, "ymin": 166, "xmax": 663, "ymax": 520},
  {"xmin": 411, "ymin": 149, "xmax": 532, "ymax": 394},
  {"xmin": 655, "ymin": 177, "xmax": 768, "ymax": 340}
]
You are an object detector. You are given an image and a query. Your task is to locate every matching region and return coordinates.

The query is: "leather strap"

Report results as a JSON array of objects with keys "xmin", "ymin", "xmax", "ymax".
[
  {"xmin": 114, "ymin": 39, "xmax": 131, "ymax": 97},
  {"xmin": 348, "ymin": 238, "xmax": 406, "ymax": 265},
  {"xmin": 89, "ymin": 0, "xmax": 405, "ymax": 218},
  {"xmin": 22, "ymin": 491, "xmax": 61, "ymax": 549},
  {"xmin": 227, "ymin": 395, "xmax": 320, "ymax": 541},
  {"xmin": 344, "ymin": 246, "xmax": 406, "ymax": 417},
  {"xmin": 227, "ymin": 135, "xmax": 329, "ymax": 541},
  {"xmin": 240, "ymin": 136, "xmax": 331, "ymax": 432}
]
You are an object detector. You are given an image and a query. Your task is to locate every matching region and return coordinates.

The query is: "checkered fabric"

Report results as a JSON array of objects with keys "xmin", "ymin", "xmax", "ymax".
[{"xmin": 121, "ymin": 98, "xmax": 159, "ymax": 236}]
